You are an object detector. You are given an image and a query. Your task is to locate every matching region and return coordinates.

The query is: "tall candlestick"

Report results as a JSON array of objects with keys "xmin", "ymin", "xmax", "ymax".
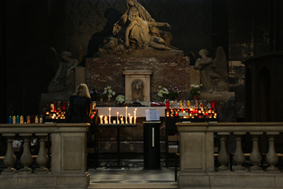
[
  {"xmin": 117, "ymin": 112, "xmax": 119, "ymax": 123},
  {"xmin": 109, "ymin": 108, "xmax": 111, "ymax": 124},
  {"xmin": 100, "ymin": 115, "xmax": 103, "ymax": 124},
  {"xmin": 104, "ymin": 116, "xmax": 108, "ymax": 124},
  {"xmin": 125, "ymin": 106, "xmax": 128, "ymax": 124}
]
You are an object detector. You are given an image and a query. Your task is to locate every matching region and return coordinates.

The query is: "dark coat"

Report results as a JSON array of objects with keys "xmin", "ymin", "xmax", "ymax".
[{"xmin": 67, "ymin": 95, "xmax": 92, "ymax": 123}]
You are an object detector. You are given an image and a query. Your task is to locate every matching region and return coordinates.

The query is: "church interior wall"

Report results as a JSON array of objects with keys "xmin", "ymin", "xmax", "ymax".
[{"xmin": 0, "ymin": 0, "xmax": 282, "ymax": 122}]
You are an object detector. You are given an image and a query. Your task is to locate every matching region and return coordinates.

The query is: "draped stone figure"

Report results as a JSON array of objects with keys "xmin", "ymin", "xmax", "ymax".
[
  {"xmin": 194, "ymin": 46, "xmax": 229, "ymax": 93},
  {"xmin": 95, "ymin": 0, "xmax": 182, "ymax": 57}
]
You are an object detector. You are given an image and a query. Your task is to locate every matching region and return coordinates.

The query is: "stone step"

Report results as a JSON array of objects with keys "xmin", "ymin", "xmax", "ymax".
[{"xmin": 88, "ymin": 183, "xmax": 178, "ymax": 189}]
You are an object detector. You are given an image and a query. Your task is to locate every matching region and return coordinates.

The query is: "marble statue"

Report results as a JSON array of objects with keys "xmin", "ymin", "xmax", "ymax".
[
  {"xmin": 194, "ymin": 46, "xmax": 229, "ymax": 93},
  {"xmin": 125, "ymin": 6, "xmax": 170, "ymax": 50},
  {"xmin": 95, "ymin": 0, "xmax": 182, "ymax": 57},
  {"xmin": 48, "ymin": 47, "xmax": 83, "ymax": 93}
]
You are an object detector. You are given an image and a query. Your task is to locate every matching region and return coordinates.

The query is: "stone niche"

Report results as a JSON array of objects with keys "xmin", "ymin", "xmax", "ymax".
[
  {"xmin": 123, "ymin": 70, "xmax": 152, "ymax": 102},
  {"xmin": 85, "ymin": 57, "xmax": 191, "ymax": 101}
]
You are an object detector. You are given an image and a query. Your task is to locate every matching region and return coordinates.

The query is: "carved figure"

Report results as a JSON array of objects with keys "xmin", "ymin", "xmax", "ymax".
[
  {"xmin": 123, "ymin": 0, "xmax": 173, "ymax": 47},
  {"xmin": 99, "ymin": 15, "xmax": 129, "ymax": 54},
  {"xmin": 124, "ymin": 0, "xmax": 154, "ymax": 22},
  {"xmin": 95, "ymin": 0, "xmax": 177, "ymax": 56},
  {"xmin": 48, "ymin": 47, "xmax": 83, "ymax": 92},
  {"xmin": 194, "ymin": 46, "xmax": 229, "ymax": 93},
  {"xmin": 125, "ymin": 6, "xmax": 170, "ymax": 50}
]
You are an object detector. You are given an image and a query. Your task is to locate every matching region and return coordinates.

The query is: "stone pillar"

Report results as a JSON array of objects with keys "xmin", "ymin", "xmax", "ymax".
[
  {"xmin": 19, "ymin": 134, "xmax": 33, "ymax": 174},
  {"xmin": 249, "ymin": 133, "xmax": 263, "ymax": 172},
  {"xmin": 233, "ymin": 132, "xmax": 246, "ymax": 172},
  {"xmin": 2, "ymin": 134, "xmax": 17, "ymax": 175},
  {"xmin": 75, "ymin": 66, "xmax": 86, "ymax": 87},
  {"xmin": 266, "ymin": 133, "xmax": 280, "ymax": 173},
  {"xmin": 189, "ymin": 66, "xmax": 200, "ymax": 87},
  {"xmin": 35, "ymin": 133, "xmax": 49, "ymax": 174},
  {"xmin": 217, "ymin": 133, "xmax": 230, "ymax": 172},
  {"xmin": 177, "ymin": 123, "xmax": 214, "ymax": 188}
]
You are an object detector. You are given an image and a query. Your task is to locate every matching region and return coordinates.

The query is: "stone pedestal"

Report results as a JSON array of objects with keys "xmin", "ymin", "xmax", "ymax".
[
  {"xmin": 75, "ymin": 66, "xmax": 86, "ymax": 87},
  {"xmin": 189, "ymin": 66, "xmax": 200, "ymax": 87}
]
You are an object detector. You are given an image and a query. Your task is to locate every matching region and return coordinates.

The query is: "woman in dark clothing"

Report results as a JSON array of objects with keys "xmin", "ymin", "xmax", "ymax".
[{"xmin": 67, "ymin": 83, "xmax": 92, "ymax": 123}]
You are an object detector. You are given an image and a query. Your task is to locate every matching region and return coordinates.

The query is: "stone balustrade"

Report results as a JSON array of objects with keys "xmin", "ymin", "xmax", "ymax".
[
  {"xmin": 176, "ymin": 122, "xmax": 283, "ymax": 188},
  {"xmin": 0, "ymin": 123, "xmax": 90, "ymax": 189}
]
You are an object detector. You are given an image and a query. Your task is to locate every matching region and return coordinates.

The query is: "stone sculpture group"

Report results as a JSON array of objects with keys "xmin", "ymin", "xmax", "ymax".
[{"xmin": 95, "ymin": 0, "xmax": 182, "ymax": 57}]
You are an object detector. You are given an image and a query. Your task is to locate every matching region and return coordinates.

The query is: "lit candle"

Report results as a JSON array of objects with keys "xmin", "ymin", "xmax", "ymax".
[
  {"xmin": 109, "ymin": 108, "xmax": 111, "ymax": 124},
  {"xmin": 120, "ymin": 114, "xmax": 123, "ymax": 124},
  {"xmin": 113, "ymin": 120, "xmax": 116, "ymax": 124},
  {"xmin": 128, "ymin": 113, "xmax": 130, "ymax": 124},
  {"xmin": 104, "ymin": 116, "xmax": 108, "ymax": 124},
  {"xmin": 117, "ymin": 112, "xmax": 119, "ymax": 123},
  {"xmin": 130, "ymin": 116, "xmax": 133, "ymax": 124},
  {"xmin": 125, "ymin": 106, "xmax": 128, "ymax": 124},
  {"xmin": 134, "ymin": 108, "xmax": 137, "ymax": 124},
  {"xmin": 100, "ymin": 115, "xmax": 103, "ymax": 124}
]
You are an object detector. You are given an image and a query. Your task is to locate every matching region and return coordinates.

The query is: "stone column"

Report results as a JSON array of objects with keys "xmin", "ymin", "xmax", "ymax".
[
  {"xmin": 249, "ymin": 133, "xmax": 263, "ymax": 172},
  {"xmin": 124, "ymin": 75, "xmax": 131, "ymax": 101},
  {"xmin": 266, "ymin": 133, "xmax": 280, "ymax": 173},
  {"xmin": 19, "ymin": 134, "xmax": 33, "ymax": 174},
  {"xmin": 217, "ymin": 133, "xmax": 230, "ymax": 172},
  {"xmin": 233, "ymin": 133, "xmax": 246, "ymax": 172},
  {"xmin": 35, "ymin": 133, "xmax": 49, "ymax": 174},
  {"xmin": 1, "ymin": 134, "xmax": 17, "ymax": 174}
]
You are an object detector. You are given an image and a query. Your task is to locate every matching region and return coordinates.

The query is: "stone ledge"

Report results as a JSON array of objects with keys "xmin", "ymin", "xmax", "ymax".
[
  {"xmin": 178, "ymin": 172, "xmax": 283, "ymax": 188},
  {"xmin": 0, "ymin": 173, "xmax": 90, "ymax": 189}
]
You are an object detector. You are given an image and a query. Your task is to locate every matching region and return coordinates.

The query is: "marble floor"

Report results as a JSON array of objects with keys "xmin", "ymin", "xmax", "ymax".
[{"xmin": 88, "ymin": 167, "xmax": 178, "ymax": 189}]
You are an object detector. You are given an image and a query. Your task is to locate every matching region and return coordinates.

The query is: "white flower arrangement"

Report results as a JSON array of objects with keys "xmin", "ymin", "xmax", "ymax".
[
  {"xmin": 116, "ymin": 95, "xmax": 127, "ymax": 104},
  {"xmin": 190, "ymin": 84, "xmax": 202, "ymax": 96},
  {"xmin": 157, "ymin": 86, "xmax": 169, "ymax": 98},
  {"xmin": 103, "ymin": 85, "xmax": 116, "ymax": 98}
]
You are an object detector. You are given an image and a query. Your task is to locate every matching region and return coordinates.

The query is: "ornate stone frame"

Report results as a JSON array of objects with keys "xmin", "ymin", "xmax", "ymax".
[{"xmin": 123, "ymin": 70, "xmax": 152, "ymax": 102}]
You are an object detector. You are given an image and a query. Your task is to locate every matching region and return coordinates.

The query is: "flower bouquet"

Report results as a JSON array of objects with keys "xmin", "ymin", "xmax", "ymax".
[
  {"xmin": 103, "ymin": 85, "xmax": 116, "ymax": 101},
  {"xmin": 157, "ymin": 86, "xmax": 169, "ymax": 99},
  {"xmin": 168, "ymin": 85, "xmax": 179, "ymax": 100},
  {"xmin": 116, "ymin": 95, "xmax": 127, "ymax": 105},
  {"xmin": 190, "ymin": 84, "xmax": 201, "ymax": 99}
]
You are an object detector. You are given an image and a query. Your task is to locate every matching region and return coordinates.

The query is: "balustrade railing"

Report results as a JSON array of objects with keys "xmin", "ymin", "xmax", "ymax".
[
  {"xmin": 0, "ymin": 123, "xmax": 90, "ymax": 189},
  {"xmin": 177, "ymin": 122, "xmax": 283, "ymax": 188}
]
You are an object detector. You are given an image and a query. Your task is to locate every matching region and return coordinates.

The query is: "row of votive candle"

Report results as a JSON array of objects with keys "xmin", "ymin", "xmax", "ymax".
[
  {"xmin": 166, "ymin": 109, "xmax": 217, "ymax": 119},
  {"xmin": 100, "ymin": 107, "xmax": 137, "ymax": 124},
  {"xmin": 8, "ymin": 115, "xmax": 43, "ymax": 124}
]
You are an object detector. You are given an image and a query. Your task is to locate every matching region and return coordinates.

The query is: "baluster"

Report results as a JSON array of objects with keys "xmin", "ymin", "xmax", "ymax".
[
  {"xmin": 266, "ymin": 133, "xmax": 281, "ymax": 173},
  {"xmin": 249, "ymin": 133, "xmax": 263, "ymax": 172},
  {"xmin": 19, "ymin": 134, "xmax": 33, "ymax": 174},
  {"xmin": 1, "ymin": 134, "xmax": 17, "ymax": 174},
  {"xmin": 233, "ymin": 133, "xmax": 246, "ymax": 172},
  {"xmin": 217, "ymin": 133, "xmax": 230, "ymax": 172},
  {"xmin": 35, "ymin": 134, "xmax": 49, "ymax": 174}
]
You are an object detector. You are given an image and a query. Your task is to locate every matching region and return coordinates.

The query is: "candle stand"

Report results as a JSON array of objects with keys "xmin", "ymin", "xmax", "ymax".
[{"xmin": 98, "ymin": 124, "xmax": 137, "ymax": 168}]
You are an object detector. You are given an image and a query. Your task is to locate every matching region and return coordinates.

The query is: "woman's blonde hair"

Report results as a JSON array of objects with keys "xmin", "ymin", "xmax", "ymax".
[{"xmin": 74, "ymin": 83, "xmax": 91, "ymax": 98}]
